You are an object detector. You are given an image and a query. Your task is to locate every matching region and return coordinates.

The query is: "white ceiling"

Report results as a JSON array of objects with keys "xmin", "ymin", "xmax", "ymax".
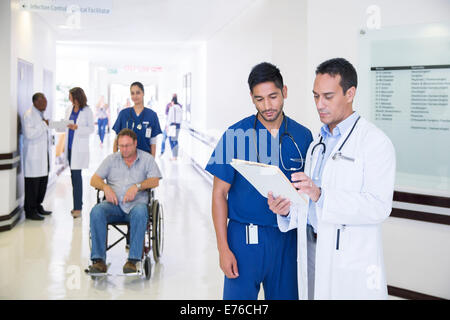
[{"xmin": 36, "ymin": 0, "xmax": 256, "ymax": 44}]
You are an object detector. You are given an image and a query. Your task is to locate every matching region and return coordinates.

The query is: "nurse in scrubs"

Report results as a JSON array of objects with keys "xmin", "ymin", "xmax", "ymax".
[{"xmin": 112, "ymin": 82, "xmax": 162, "ymax": 156}]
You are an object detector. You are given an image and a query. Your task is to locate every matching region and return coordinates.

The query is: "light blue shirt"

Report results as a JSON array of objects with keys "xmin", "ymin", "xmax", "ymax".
[
  {"xmin": 307, "ymin": 112, "xmax": 360, "ymax": 233},
  {"xmin": 95, "ymin": 149, "xmax": 162, "ymax": 213}
]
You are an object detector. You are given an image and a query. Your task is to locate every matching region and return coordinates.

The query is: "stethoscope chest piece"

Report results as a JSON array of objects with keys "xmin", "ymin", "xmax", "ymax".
[
  {"xmin": 332, "ymin": 152, "xmax": 341, "ymax": 161},
  {"xmin": 332, "ymin": 152, "xmax": 355, "ymax": 162}
]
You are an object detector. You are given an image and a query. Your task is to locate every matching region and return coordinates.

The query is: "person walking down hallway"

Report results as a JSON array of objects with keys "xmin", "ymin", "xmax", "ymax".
[
  {"xmin": 64, "ymin": 87, "xmax": 95, "ymax": 219},
  {"xmin": 167, "ymin": 95, "xmax": 182, "ymax": 161},
  {"xmin": 112, "ymin": 82, "xmax": 162, "ymax": 157},
  {"xmin": 22, "ymin": 93, "xmax": 52, "ymax": 221},
  {"xmin": 96, "ymin": 96, "xmax": 109, "ymax": 147},
  {"xmin": 160, "ymin": 93, "xmax": 180, "ymax": 157}
]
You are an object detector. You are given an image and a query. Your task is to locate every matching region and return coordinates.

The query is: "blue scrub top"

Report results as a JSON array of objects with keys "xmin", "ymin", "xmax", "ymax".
[
  {"xmin": 205, "ymin": 114, "xmax": 313, "ymax": 227},
  {"xmin": 68, "ymin": 108, "xmax": 80, "ymax": 150},
  {"xmin": 113, "ymin": 107, "xmax": 162, "ymax": 153}
]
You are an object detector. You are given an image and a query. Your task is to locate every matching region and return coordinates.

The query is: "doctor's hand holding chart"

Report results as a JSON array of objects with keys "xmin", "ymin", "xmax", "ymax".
[
  {"xmin": 230, "ymin": 159, "xmax": 309, "ymax": 207},
  {"xmin": 267, "ymin": 171, "xmax": 321, "ymax": 216}
]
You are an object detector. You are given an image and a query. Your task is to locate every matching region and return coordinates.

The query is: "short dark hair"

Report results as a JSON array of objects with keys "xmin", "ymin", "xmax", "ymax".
[
  {"xmin": 69, "ymin": 87, "xmax": 88, "ymax": 108},
  {"xmin": 130, "ymin": 81, "xmax": 145, "ymax": 93},
  {"xmin": 248, "ymin": 62, "xmax": 284, "ymax": 93},
  {"xmin": 315, "ymin": 58, "xmax": 357, "ymax": 94},
  {"xmin": 117, "ymin": 128, "xmax": 137, "ymax": 142},
  {"xmin": 32, "ymin": 92, "xmax": 46, "ymax": 103}
]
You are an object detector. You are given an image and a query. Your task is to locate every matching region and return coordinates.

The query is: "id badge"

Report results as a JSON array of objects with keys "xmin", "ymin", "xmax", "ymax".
[
  {"xmin": 145, "ymin": 127, "xmax": 152, "ymax": 138},
  {"xmin": 246, "ymin": 224, "xmax": 258, "ymax": 245}
]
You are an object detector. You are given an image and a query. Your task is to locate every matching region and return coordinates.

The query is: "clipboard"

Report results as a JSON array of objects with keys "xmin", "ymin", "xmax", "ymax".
[
  {"xmin": 230, "ymin": 159, "xmax": 308, "ymax": 204},
  {"xmin": 49, "ymin": 119, "xmax": 74, "ymax": 132}
]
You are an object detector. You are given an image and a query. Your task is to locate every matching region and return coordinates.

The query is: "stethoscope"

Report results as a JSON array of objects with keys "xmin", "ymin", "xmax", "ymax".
[
  {"xmin": 309, "ymin": 115, "xmax": 361, "ymax": 177},
  {"xmin": 126, "ymin": 107, "xmax": 143, "ymax": 131},
  {"xmin": 253, "ymin": 113, "xmax": 304, "ymax": 171}
]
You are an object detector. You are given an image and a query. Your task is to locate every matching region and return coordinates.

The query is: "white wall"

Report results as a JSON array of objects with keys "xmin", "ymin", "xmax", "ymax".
[
  {"xmin": 5, "ymin": 1, "xmax": 57, "ymax": 151},
  {"xmin": 11, "ymin": 2, "xmax": 57, "ymax": 123},
  {"xmin": 205, "ymin": 0, "xmax": 270, "ymax": 135},
  {"xmin": 0, "ymin": 0, "xmax": 14, "ymax": 219},
  {"xmin": 178, "ymin": 43, "xmax": 207, "ymax": 131},
  {"xmin": 0, "ymin": 1, "xmax": 56, "ymax": 216},
  {"xmin": 0, "ymin": 1, "xmax": 12, "ymax": 155},
  {"xmin": 205, "ymin": 0, "xmax": 308, "ymax": 138}
]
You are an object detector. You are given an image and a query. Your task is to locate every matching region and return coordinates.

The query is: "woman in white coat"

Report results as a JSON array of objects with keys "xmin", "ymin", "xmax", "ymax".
[
  {"xmin": 268, "ymin": 58, "xmax": 396, "ymax": 300},
  {"xmin": 64, "ymin": 87, "xmax": 94, "ymax": 218}
]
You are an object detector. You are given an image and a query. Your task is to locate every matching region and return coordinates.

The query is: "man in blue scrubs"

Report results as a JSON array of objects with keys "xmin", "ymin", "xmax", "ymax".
[{"xmin": 206, "ymin": 62, "xmax": 313, "ymax": 300}]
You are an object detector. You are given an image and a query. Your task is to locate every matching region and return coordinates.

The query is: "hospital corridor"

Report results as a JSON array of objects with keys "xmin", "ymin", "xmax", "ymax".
[{"xmin": 0, "ymin": 0, "xmax": 450, "ymax": 303}]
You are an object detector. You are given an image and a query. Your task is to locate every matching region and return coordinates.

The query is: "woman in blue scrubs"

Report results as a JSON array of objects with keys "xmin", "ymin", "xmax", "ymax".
[
  {"xmin": 112, "ymin": 82, "xmax": 162, "ymax": 156},
  {"xmin": 206, "ymin": 62, "xmax": 313, "ymax": 300}
]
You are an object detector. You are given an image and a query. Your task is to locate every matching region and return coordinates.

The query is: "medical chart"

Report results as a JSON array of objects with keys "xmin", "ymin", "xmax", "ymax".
[{"xmin": 231, "ymin": 159, "xmax": 308, "ymax": 204}]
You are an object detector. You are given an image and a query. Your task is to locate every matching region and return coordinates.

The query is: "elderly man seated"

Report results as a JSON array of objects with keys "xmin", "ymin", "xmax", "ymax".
[{"xmin": 89, "ymin": 128, "xmax": 162, "ymax": 274}]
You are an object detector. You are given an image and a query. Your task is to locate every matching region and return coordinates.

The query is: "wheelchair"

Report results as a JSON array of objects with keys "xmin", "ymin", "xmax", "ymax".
[{"xmin": 87, "ymin": 188, "xmax": 164, "ymax": 280}]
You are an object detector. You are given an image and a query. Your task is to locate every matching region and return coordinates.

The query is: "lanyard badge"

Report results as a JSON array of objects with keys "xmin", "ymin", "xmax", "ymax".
[{"xmin": 246, "ymin": 224, "xmax": 258, "ymax": 245}]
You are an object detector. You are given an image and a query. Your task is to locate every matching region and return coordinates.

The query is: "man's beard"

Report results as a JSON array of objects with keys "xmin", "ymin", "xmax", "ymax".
[{"xmin": 259, "ymin": 107, "xmax": 283, "ymax": 123}]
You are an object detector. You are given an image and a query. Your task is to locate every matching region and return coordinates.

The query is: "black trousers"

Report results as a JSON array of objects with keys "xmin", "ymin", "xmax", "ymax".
[{"xmin": 24, "ymin": 176, "xmax": 48, "ymax": 216}]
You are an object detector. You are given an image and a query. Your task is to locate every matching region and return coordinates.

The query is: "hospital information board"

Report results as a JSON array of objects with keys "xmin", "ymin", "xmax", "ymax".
[
  {"xmin": 371, "ymin": 65, "xmax": 450, "ymax": 131},
  {"xmin": 370, "ymin": 64, "xmax": 450, "ymax": 195}
]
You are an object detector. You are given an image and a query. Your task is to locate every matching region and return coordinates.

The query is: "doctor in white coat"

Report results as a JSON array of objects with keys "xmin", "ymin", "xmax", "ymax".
[
  {"xmin": 22, "ymin": 93, "xmax": 53, "ymax": 220},
  {"xmin": 64, "ymin": 87, "xmax": 94, "ymax": 218},
  {"xmin": 268, "ymin": 58, "xmax": 396, "ymax": 300}
]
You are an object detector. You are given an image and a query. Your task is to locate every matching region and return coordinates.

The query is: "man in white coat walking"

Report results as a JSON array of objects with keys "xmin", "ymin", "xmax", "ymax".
[
  {"xmin": 268, "ymin": 58, "xmax": 396, "ymax": 299},
  {"xmin": 22, "ymin": 93, "xmax": 52, "ymax": 220}
]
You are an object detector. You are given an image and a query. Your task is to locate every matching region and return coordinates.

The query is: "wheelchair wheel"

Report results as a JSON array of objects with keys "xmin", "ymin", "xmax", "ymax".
[
  {"xmin": 144, "ymin": 256, "xmax": 151, "ymax": 280},
  {"xmin": 151, "ymin": 200, "xmax": 164, "ymax": 262}
]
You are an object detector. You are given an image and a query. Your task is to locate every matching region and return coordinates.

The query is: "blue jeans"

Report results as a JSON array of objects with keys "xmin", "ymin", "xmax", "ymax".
[
  {"xmin": 97, "ymin": 118, "xmax": 108, "ymax": 143},
  {"xmin": 160, "ymin": 128, "xmax": 168, "ymax": 154},
  {"xmin": 169, "ymin": 123, "xmax": 181, "ymax": 157},
  {"xmin": 68, "ymin": 148, "xmax": 83, "ymax": 211},
  {"xmin": 90, "ymin": 201, "xmax": 148, "ymax": 262}
]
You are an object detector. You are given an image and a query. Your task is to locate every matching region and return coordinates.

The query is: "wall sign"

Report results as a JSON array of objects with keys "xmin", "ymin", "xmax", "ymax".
[{"xmin": 20, "ymin": 0, "xmax": 113, "ymax": 15}]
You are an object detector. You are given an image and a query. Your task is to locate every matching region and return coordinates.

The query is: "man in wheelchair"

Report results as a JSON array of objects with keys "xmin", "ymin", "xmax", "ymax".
[{"xmin": 88, "ymin": 128, "xmax": 162, "ymax": 274}]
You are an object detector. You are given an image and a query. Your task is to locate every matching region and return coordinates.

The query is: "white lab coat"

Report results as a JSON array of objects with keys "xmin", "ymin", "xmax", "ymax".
[
  {"xmin": 167, "ymin": 103, "xmax": 182, "ymax": 125},
  {"xmin": 64, "ymin": 106, "xmax": 94, "ymax": 170},
  {"xmin": 278, "ymin": 116, "xmax": 396, "ymax": 300},
  {"xmin": 22, "ymin": 106, "xmax": 50, "ymax": 177}
]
